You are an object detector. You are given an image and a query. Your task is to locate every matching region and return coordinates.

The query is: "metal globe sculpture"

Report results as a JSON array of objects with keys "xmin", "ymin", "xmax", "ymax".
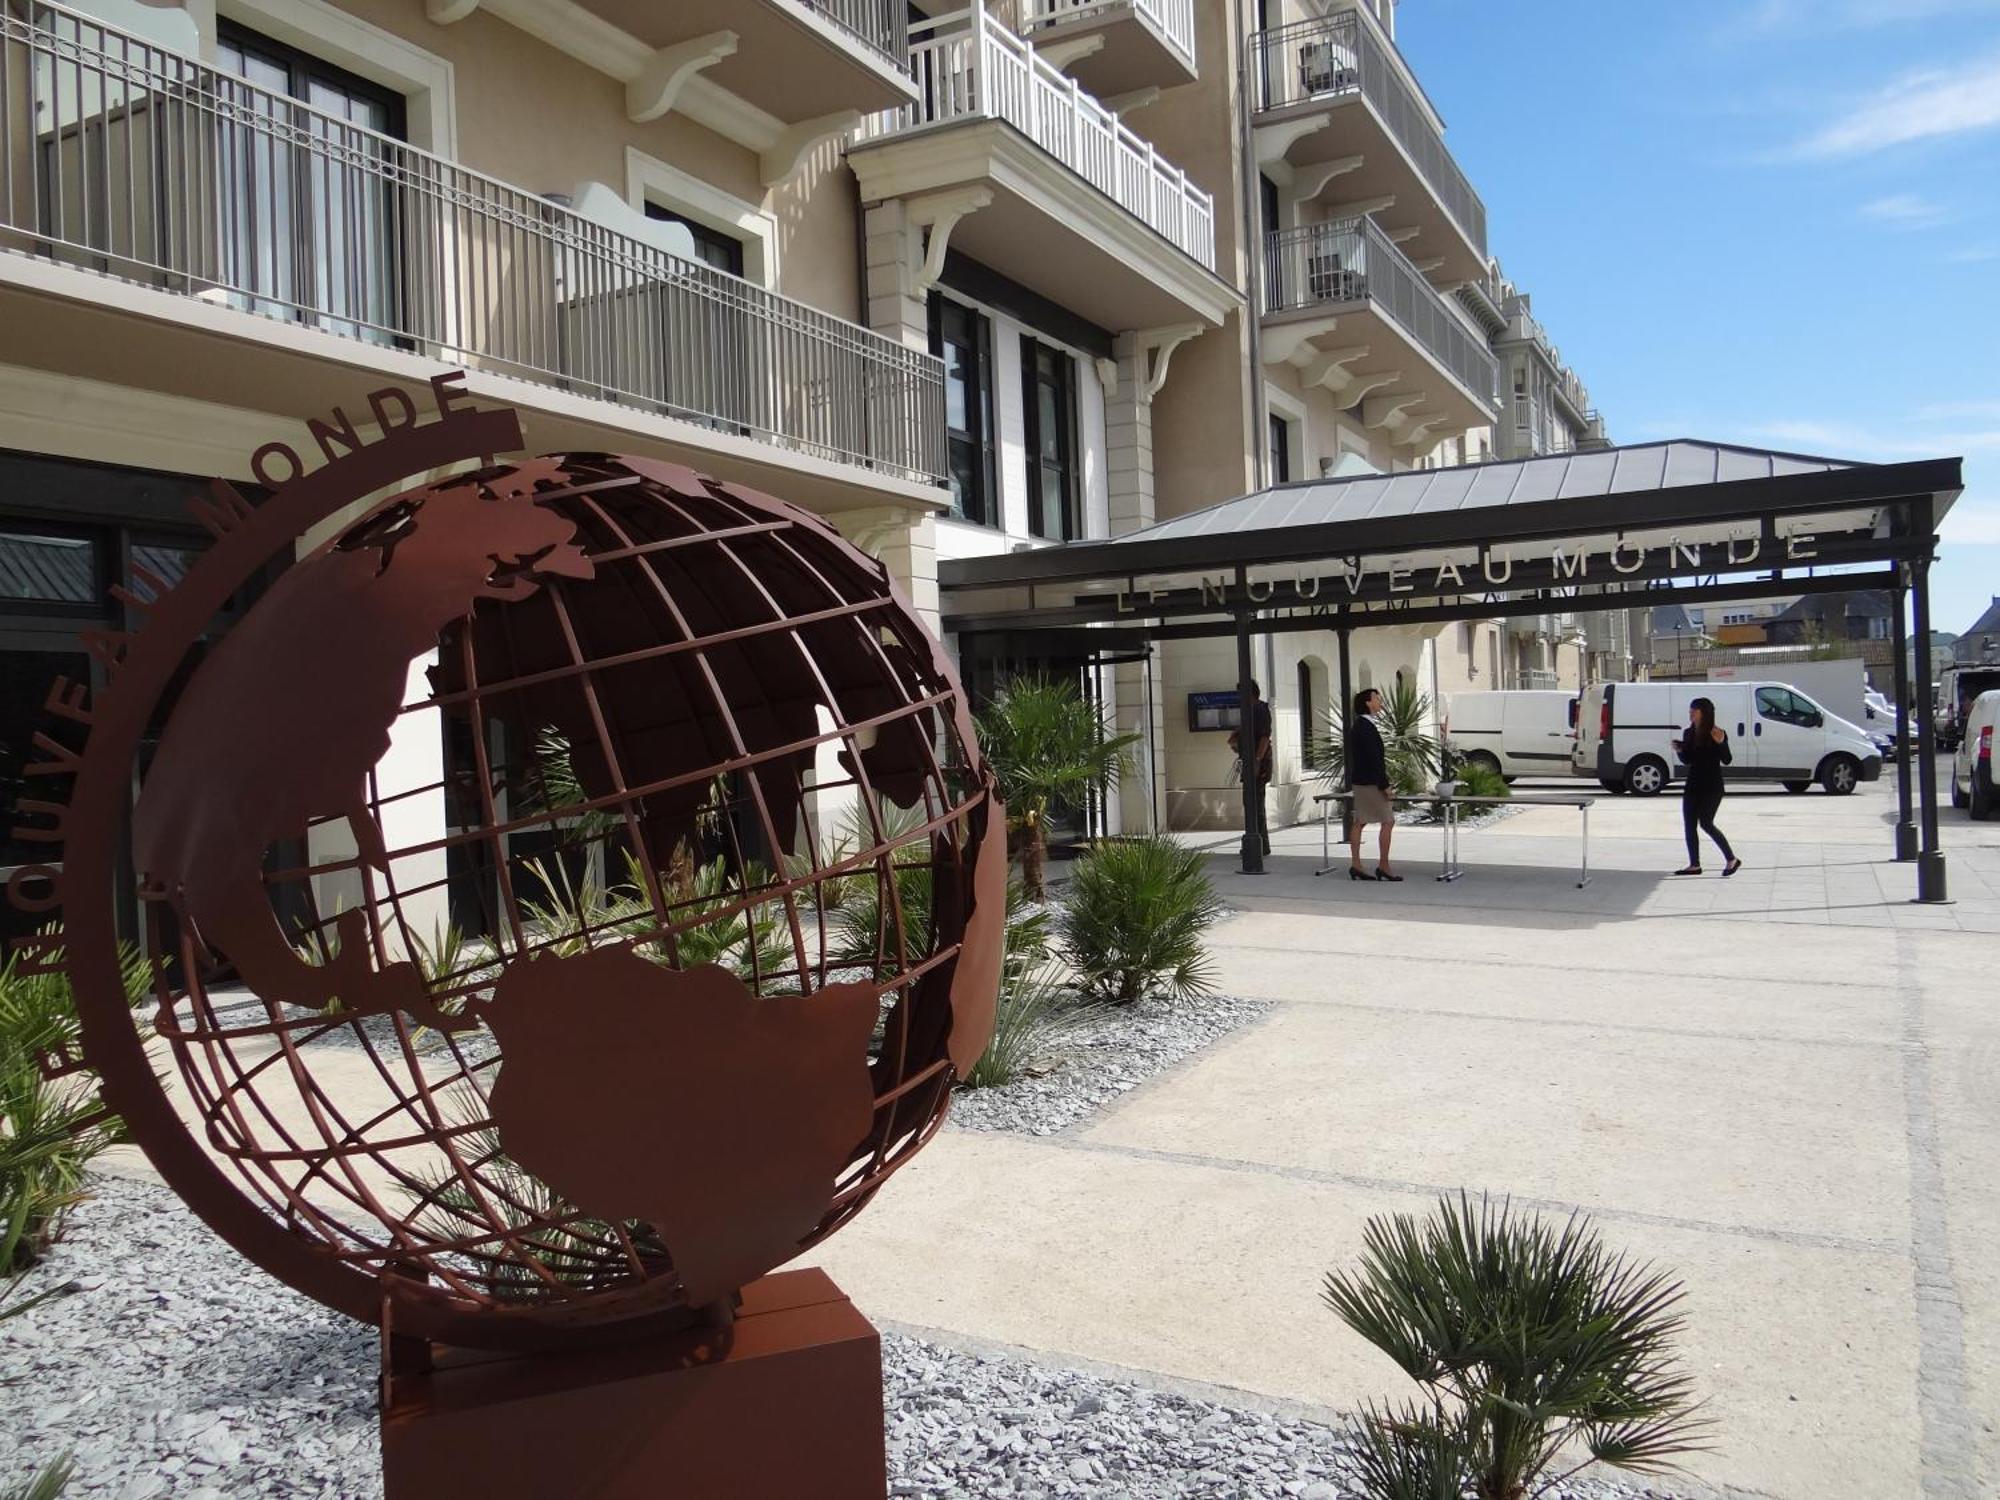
[{"xmin": 44, "ymin": 414, "xmax": 1004, "ymax": 1354}]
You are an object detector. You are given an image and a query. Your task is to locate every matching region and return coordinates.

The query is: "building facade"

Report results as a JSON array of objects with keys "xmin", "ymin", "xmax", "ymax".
[{"xmin": 0, "ymin": 0, "xmax": 1617, "ymax": 874}]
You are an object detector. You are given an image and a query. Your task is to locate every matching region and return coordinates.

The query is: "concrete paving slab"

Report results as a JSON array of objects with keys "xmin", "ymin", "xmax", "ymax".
[{"xmin": 1075, "ymin": 1002, "xmax": 1911, "ymax": 1248}]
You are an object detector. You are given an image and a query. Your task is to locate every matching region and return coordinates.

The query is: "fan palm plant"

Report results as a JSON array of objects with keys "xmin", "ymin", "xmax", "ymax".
[
  {"xmin": 1318, "ymin": 677, "xmax": 1444, "ymax": 795},
  {"xmin": 1057, "ymin": 836, "xmax": 1222, "ymax": 1005},
  {"xmin": 973, "ymin": 675, "xmax": 1137, "ymax": 900},
  {"xmin": 1322, "ymin": 1192, "xmax": 1709, "ymax": 1500}
]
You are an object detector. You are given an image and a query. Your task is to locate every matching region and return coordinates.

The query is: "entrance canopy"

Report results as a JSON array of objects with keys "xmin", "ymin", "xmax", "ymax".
[
  {"xmin": 941, "ymin": 441, "xmax": 1962, "ymax": 641},
  {"xmin": 939, "ymin": 439, "xmax": 1964, "ymax": 897}
]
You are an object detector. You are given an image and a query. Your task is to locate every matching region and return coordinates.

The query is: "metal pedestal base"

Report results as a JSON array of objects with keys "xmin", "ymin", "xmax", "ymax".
[
  {"xmin": 1916, "ymin": 851, "xmax": 1949, "ymax": 904},
  {"xmin": 380, "ymin": 1269, "xmax": 885, "ymax": 1500}
]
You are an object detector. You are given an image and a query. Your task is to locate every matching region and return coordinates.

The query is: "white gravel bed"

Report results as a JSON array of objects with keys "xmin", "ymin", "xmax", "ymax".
[
  {"xmin": 947, "ymin": 992, "xmax": 1271, "ymax": 1138},
  {"xmin": 3, "ymin": 1178, "xmax": 1694, "ymax": 1500},
  {"xmin": 0, "ymin": 1184, "xmax": 1704, "ymax": 1500}
]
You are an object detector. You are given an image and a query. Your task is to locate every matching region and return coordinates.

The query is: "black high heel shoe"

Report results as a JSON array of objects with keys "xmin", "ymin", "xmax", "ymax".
[
  {"xmin": 1348, "ymin": 866, "xmax": 1372, "ymax": 882},
  {"xmin": 1374, "ymin": 868, "xmax": 1404, "ymax": 882}
]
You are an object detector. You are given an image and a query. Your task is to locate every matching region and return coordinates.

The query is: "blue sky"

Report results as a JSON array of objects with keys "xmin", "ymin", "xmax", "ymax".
[{"xmin": 1397, "ymin": 0, "xmax": 2000, "ymax": 638}]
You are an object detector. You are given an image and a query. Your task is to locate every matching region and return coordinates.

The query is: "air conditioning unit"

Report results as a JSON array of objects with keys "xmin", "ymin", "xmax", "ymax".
[{"xmin": 1299, "ymin": 41, "xmax": 1358, "ymax": 95}]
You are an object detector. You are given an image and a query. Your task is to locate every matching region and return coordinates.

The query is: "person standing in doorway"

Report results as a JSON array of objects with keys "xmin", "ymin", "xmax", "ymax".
[
  {"xmin": 1346, "ymin": 688, "xmax": 1399, "ymax": 881},
  {"xmin": 1228, "ymin": 680, "xmax": 1274, "ymax": 857},
  {"xmin": 1672, "ymin": 695, "xmax": 1743, "ymax": 877}
]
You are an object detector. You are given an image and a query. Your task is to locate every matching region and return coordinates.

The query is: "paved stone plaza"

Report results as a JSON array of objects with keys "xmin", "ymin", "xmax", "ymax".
[{"xmin": 808, "ymin": 775, "xmax": 2000, "ymax": 1499}]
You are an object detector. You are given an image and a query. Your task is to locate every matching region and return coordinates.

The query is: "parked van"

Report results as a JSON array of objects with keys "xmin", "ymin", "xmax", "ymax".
[
  {"xmin": 1950, "ymin": 689, "xmax": 1999, "ymax": 819},
  {"xmin": 1444, "ymin": 690, "xmax": 1579, "ymax": 781},
  {"xmin": 1573, "ymin": 681, "xmax": 1883, "ymax": 796}
]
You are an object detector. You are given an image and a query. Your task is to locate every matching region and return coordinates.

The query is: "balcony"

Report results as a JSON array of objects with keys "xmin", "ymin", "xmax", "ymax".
[
  {"xmin": 0, "ymin": 2, "xmax": 944, "ymax": 509},
  {"xmin": 1261, "ymin": 219, "xmax": 1499, "ymax": 444},
  {"xmin": 849, "ymin": 4, "xmax": 1232, "ymax": 332},
  {"xmin": 1249, "ymin": 7, "xmax": 1486, "ymax": 285},
  {"xmin": 1019, "ymin": 0, "xmax": 1198, "ymax": 98},
  {"xmin": 451, "ymin": 0, "xmax": 919, "ymax": 135}
]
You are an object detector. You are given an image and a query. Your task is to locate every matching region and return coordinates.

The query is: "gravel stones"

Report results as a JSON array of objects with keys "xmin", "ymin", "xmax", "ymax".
[
  {"xmin": 948, "ymin": 992, "xmax": 1271, "ymax": 1137},
  {"xmin": 4, "ymin": 1184, "xmax": 1695, "ymax": 1500}
]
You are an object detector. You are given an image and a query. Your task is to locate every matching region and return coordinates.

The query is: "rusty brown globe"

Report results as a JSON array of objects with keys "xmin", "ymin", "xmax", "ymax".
[{"xmin": 56, "ymin": 440, "xmax": 1003, "ymax": 1353}]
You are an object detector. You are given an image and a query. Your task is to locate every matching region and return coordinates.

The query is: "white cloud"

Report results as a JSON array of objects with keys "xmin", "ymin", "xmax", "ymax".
[
  {"xmin": 1859, "ymin": 193, "xmax": 1952, "ymax": 228},
  {"xmin": 1791, "ymin": 51, "xmax": 2000, "ymax": 157}
]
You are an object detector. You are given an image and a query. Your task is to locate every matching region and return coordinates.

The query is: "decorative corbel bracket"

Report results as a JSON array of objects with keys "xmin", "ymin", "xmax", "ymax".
[
  {"xmin": 1037, "ymin": 33, "xmax": 1106, "ymax": 72},
  {"xmin": 1362, "ymin": 390, "xmax": 1426, "ymax": 431},
  {"xmin": 1138, "ymin": 323, "xmax": 1206, "ymax": 402},
  {"xmin": 908, "ymin": 187, "xmax": 994, "ymax": 295},
  {"xmin": 760, "ymin": 110, "xmax": 862, "ymax": 186},
  {"xmin": 1261, "ymin": 321, "xmax": 1322, "ymax": 367},
  {"xmin": 1295, "ymin": 155, "xmax": 1364, "ymax": 202},
  {"xmin": 627, "ymin": 31, "xmax": 738, "ymax": 125},
  {"xmin": 1384, "ymin": 225, "xmax": 1422, "ymax": 244},
  {"xmin": 1103, "ymin": 85, "xmax": 1162, "ymax": 115},
  {"xmin": 1320, "ymin": 193, "xmax": 1395, "ymax": 221},
  {"xmin": 1095, "ymin": 358, "xmax": 1120, "ymax": 398},
  {"xmin": 1343, "ymin": 369, "xmax": 1402, "ymax": 407},
  {"xmin": 1253, "ymin": 115, "xmax": 1330, "ymax": 166},
  {"xmin": 425, "ymin": 0, "xmax": 480, "ymax": 22},
  {"xmin": 1299, "ymin": 344, "xmax": 1370, "ymax": 393}
]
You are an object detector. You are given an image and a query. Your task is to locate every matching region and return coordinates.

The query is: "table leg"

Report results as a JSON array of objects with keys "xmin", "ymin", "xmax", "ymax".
[{"xmin": 1578, "ymin": 802, "xmax": 1592, "ymax": 889}]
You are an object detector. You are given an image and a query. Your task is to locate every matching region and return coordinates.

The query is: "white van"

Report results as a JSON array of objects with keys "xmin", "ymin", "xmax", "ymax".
[
  {"xmin": 1950, "ymin": 689, "xmax": 1999, "ymax": 819},
  {"xmin": 1573, "ymin": 680, "xmax": 1883, "ymax": 796},
  {"xmin": 1444, "ymin": 690, "xmax": 1579, "ymax": 781}
]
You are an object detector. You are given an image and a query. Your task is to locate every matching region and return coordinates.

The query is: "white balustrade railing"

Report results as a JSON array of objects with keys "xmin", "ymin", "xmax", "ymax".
[
  {"xmin": 1020, "ymin": 0, "xmax": 1195, "ymax": 71},
  {"xmin": 885, "ymin": 5, "xmax": 1215, "ymax": 270}
]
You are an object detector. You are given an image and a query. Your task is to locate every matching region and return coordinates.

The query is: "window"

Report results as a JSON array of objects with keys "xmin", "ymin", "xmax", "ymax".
[
  {"xmin": 1513, "ymin": 368, "xmax": 1530, "ymax": 432},
  {"xmin": 1268, "ymin": 413, "xmax": 1291, "ymax": 484},
  {"xmin": 644, "ymin": 203, "xmax": 745, "ymax": 277},
  {"xmin": 1260, "ymin": 174, "xmax": 1280, "ymax": 238},
  {"xmin": 929, "ymin": 295, "xmax": 996, "ymax": 526},
  {"xmin": 1756, "ymin": 686, "xmax": 1821, "ymax": 727},
  {"xmin": 216, "ymin": 22, "xmax": 406, "ymax": 343},
  {"xmin": 1022, "ymin": 336, "xmax": 1080, "ymax": 540}
]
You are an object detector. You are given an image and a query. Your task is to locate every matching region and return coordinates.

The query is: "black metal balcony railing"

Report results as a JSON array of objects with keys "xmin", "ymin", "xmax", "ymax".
[
  {"xmin": 1263, "ymin": 219, "xmax": 1498, "ymax": 411},
  {"xmin": 802, "ymin": 0, "xmax": 910, "ymax": 68},
  {"xmin": 1249, "ymin": 10, "xmax": 1486, "ymax": 258},
  {"xmin": 0, "ymin": 2, "xmax": 946, "ymax": 487}
]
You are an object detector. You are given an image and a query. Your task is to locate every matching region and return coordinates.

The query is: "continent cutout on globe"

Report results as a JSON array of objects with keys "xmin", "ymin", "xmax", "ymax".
[
  {"xmin": 483, "ymin": 949, "xmax": 883, "ymax": 1306},
  {"xmin": 132, "ymin": 472, "xmax": 591, "ymax": 1028}
]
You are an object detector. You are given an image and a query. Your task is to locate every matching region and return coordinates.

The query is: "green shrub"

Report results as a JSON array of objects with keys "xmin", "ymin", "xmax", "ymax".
[
  {"xmin": 1058, "ymin": 837, "xmax": 1222, "ymax": 1005},
  {"xmin": 1322, "ymin": 1193, "xmax": 1708, "ymax": 1500},
  {"xmin": 1, "ymin": 927, "xmax": 149, "ymax": 1277},
  {"xmin": 961, "ymin": 963, "xmax": 1076, "ymax": 1090},
  {"xmin": 1452, "ymin": 758, "xmax": 1510, "ymax": 800},
  {"xmin": 2, "ymin": 1456, "xmax": 74, "ymax": 1500}
]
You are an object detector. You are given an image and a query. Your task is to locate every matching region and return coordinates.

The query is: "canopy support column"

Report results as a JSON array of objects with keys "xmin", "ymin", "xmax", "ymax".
[
  {"xmin": 1911, "ymin": 498, "xmax": 1947, "ymax": 902},
  {"xmin": 1337, "ymin": 619, "xmax": 1354, "ymax": 847},
  {"xmin": 1236, "ymin": 601, "xmax": 1264, "ymax": 875},
  {"xmin": 1891, "ymin": 570, "xmax": 1916, "ymax": 861}
]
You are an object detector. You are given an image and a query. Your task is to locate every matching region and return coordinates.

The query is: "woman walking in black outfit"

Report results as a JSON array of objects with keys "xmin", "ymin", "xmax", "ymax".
[{"xmin": 1673, "ymin": 696, "xmax": 1743, "ymax": 877}]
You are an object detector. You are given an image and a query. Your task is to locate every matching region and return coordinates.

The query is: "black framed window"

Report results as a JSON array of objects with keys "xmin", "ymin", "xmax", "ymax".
[
  {"xmin": 1268, "ymin": 413, "xmax": 1291, "ymax": 484},
  {"xmin": 215, "ymin": 22, "xmax": 406, "ymax": 343},
  {"xmin": 1022, "ymin": 337, "xmax": 1080, "ymax": 541},
  {"xmin": 1260, "ymin": 174, "xmax": 1280, "ymax": 237},
  {"xmin": 643, "ymin": 203, "xmax": 745, "ymax": 277},
  {"xmin": 930, "ymin": 294, "xmax": 997, "ymax": 526}
]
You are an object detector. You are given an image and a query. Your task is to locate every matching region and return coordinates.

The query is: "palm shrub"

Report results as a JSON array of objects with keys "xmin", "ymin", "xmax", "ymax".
[
  {"xmin": 1322, "ymin": 1192, "xmax": 1709, "ymax": 1500},
  {"xmin": 974, "ymin": 675, "xmax": 1137, "ymax": 900},
  {"xmin": 1450, "ymin": 756, "xmax": 1510, "ymax": 801},
  {"xmin": 1, "ymin": 927, "xmax": 150, "ymax": 1276},
  {"xmin": 1319, "ymin": 678, "xmax": 1444, "ymax": 796},
  {"xmin": 960, "ymin": 962, "xmax": 1076, "ymax": 1090},
  {"xmin": 1058, "ymin": 836, "xmax": 1222, "ymax": 1005}
]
